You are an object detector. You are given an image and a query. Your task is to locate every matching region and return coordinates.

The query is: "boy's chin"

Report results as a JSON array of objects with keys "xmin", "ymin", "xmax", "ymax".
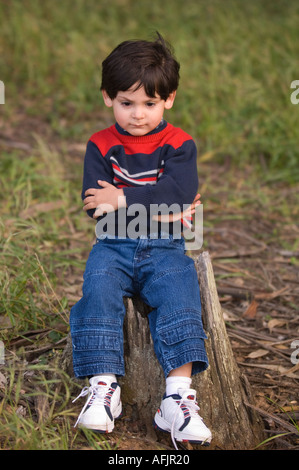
[{"xmin": 126, "ymin": 125, "xmax": 150, "ymax": 136}]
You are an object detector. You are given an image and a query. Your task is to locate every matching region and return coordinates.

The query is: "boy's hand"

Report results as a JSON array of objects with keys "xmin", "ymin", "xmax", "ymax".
[
  {"xmin": 83, "ymin": 180, "xmax": 126, "ymax": 218},
  {"xmin": 153, "ymin": 193, "xmax": 201, "ymax": 222}
]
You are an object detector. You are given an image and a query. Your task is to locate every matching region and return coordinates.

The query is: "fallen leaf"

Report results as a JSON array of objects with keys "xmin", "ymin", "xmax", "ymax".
[
  {"xmin": 276, "ymin": 405, "xmax": 299, "ymax": 412},
  {"xmin": 247, "ymin": 349, "xmax": 269, "ymax": 359},
  {"xmin": 267, "ymin": 318, "xmax": 287, "ymax": 333},
  {"xmin": 280, "ymin": 362, "xmax": 299, "ymax": 377},
  {"xmin": 242, "ymin": 300, "xmax": 258, "ymax": 319}
]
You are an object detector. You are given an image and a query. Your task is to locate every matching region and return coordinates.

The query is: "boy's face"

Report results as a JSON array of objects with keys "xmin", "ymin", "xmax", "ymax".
[{"xmin": 102, "ymin": 84, "xmax": 176, "ymax": 136}]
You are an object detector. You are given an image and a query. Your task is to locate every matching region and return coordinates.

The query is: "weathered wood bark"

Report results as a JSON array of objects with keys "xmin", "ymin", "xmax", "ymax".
[
  {"xmin": 194, "ymin": 252, "xmax": 264, "ymax": 449},
  {"xmin": 61, "ymin": 251, "xmax": 264, "ymax": 449}
]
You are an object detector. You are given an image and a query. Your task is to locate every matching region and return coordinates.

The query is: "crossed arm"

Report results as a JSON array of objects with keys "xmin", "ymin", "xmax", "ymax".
[
  {"xmin": 83, "ymin": 179, "xmax": 201, "ymax": 221},
  {"xmin": 83, "ymin": 180, "xmax": 126, "ymax": 218}
]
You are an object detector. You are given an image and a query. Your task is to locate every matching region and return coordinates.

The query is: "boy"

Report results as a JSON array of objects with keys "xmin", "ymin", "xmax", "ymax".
[{"xmin": 71, "ymin": 33, "xmax": 212, "ymax": 448}]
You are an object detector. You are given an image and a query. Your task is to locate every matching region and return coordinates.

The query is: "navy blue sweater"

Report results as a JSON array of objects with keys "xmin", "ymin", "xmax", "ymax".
[{"xmin": 82, "ymin": 120, "xmax": 198, "ymax": 236}]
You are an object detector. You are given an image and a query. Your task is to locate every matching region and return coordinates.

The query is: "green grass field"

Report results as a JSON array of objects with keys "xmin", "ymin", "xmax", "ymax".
[
  {"xmin": 0, "ymin": 0, "xmax": 298, "ymax": 449},
  {"xmin": 1, "ymin": 0, "xmax": 299, "ymax": 175}
]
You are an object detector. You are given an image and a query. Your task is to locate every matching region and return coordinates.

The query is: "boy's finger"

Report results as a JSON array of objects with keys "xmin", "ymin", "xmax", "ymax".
[
  {"xmin": 97, "ymin": 180, "xmax": 110, "ymax": 187},
  {"xmin": 84, "ymin": 188, "xmax": 97, "ymax": 196}
]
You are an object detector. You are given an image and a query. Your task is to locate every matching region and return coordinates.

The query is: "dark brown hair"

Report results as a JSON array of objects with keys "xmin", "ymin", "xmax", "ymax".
[{"xmin": 101, "ymin": 32, "xmax": 180, "ymax": 101}]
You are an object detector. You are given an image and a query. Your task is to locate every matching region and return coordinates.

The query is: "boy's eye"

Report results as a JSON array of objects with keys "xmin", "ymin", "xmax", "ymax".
[
  {"xmin": 121, "ymin": 101, "xmax": 131, "ymax": 107},
  {"xmin": 146, "ymin": 102, "xmax": 156, "ymax": 107}
]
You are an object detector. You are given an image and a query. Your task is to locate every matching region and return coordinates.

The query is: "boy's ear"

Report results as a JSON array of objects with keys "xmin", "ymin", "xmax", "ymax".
[
  {"xmin": 102, "ymin": 89, "xmax": 113, "ymax": 107},
  {"xmin": 164, "ymin": 91, "xmax": 176, "ymax": 110}
]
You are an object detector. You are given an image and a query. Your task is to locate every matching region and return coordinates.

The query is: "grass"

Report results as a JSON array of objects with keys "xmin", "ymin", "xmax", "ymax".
[
  {"xmin": 1, "ymin": 0, "xmax": 299, "ymax": 177},
  {"xmin": 255, "ymin": 398, "xmax": 299, "ymax": 449},
  {"xmin": 0, "ymin": 363, "xmax": 117, "ymax": 450},
  {"xmin": 0, "ymin": 146, "xmax": 83, "ymax": 331},
  {"xmin": 0, "ymin": 0, "xmax": 299, "ymax": 450}
]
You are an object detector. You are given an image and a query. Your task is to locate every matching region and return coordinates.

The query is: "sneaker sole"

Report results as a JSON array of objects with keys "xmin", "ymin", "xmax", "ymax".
[
  {"xmin": 78, "ymin": 405, "xmax": 122, "ymax": 433},
  {"xmin": 153, "ymin": 414, "xmax": 211, "ymax": 446}
]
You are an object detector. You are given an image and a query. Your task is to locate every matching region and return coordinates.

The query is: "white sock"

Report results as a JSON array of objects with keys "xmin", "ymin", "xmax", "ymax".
[
  {"xmin": 91, "ymin": 373, "xmax": 117, "ymax": 385},
  {"xmin": 166, "ymin": 376, "xmax": 192, "ymax": 396}
]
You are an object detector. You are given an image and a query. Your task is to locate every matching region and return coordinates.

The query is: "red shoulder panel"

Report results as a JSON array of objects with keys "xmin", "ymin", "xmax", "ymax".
[{"xmin": 89, "ymin": 126, "xmax": 120, "ymax": 157}]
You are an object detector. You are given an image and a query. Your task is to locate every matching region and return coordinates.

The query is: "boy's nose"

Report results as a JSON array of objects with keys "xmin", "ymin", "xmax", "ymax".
[{"xmin": 132, "ymin": 106, "xmax": 145, "ymax": 119}]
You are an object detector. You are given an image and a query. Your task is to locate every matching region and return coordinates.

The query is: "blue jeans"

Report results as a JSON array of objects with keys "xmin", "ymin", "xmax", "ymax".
[{"xmin": 70, "ymin": 236, "xmax": 208, "ymax": 378}]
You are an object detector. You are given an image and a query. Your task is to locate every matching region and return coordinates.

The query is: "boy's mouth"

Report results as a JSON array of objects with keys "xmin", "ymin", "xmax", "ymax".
[{"xmin": 130, "ymin": 124, "xmax": 146, "ymax": 130}]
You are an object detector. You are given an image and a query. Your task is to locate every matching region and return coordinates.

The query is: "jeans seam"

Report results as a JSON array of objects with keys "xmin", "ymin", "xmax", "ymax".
[
  {"xmin": 83, "ymin": 270, "xmax": 127, "ymax": 292},
  {"xmin": 142, "ymin": 264, "xmax": 195, "ymax": 297}
]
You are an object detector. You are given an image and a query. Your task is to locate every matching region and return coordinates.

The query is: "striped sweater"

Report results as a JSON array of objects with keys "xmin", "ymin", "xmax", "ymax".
[{"xmin": 82, "ymin": 120, "xmax": 199, "ymax": 236}]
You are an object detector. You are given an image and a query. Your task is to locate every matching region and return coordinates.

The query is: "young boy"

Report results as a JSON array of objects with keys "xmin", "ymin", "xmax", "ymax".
[{"xmin": 70, "ymin": 33, "xmax": 212, "ymax": 448}]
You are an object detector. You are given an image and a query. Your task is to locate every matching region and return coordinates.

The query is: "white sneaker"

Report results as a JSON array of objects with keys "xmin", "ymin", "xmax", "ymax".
[
  {"xmin": 153, "ymin": 388, "xmax": 212, "ymax": 449},
  {"xmin": 73, "ymin": 376, "xmax": 122, "ymax": 432}
]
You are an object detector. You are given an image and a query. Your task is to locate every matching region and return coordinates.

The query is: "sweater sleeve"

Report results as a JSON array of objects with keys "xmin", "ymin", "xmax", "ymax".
[
  {"xmin": 123, "ymin": 139, "xmax": 198, "ymax": 214},
  {"xmin": 81, "ymin": 140, "xmax": 114, "ymax": 218}
]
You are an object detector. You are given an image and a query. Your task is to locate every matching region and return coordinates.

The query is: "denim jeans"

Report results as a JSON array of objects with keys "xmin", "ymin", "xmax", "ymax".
[{"xmin": 70, "ymin": 236, "xmax": 208, "ymax": 378}]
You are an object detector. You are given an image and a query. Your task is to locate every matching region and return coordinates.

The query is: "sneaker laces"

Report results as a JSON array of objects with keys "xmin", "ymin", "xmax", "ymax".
[
  {"xmin": 171, "ymin": 394, "xmax": 201, "ymax": 450},
  {"xmin": 72, "ymin": 383, "xmax": 109, "ymax": 428}
]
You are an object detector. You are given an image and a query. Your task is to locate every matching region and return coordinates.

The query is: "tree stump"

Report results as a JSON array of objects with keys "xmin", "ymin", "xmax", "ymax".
[{"xmin": 62, "ymin": 251, "xmax": 264, "ymax": 449}]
